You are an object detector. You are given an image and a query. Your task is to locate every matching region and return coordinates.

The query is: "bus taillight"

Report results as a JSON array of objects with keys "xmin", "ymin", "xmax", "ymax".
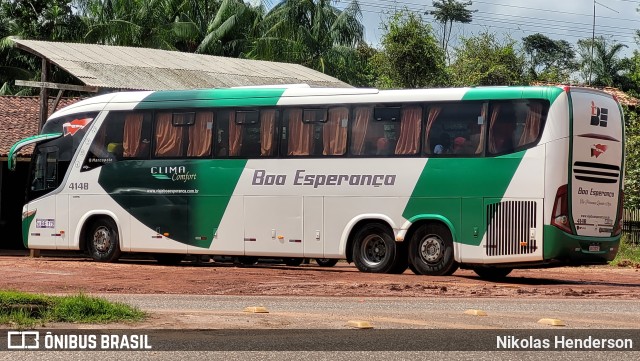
[
  {"xmin": 551, "ymin": 184, "xmax": 572, "ymax": 234},
  {"xmin": 613, "ymin": 189, "xmax": 624, "ymax": 236}
]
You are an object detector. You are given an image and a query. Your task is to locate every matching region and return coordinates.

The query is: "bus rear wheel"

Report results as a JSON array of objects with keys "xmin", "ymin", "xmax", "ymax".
[
  {"xmin": 352, "ymin": 223, "xmax": 396, "ymax": 273},
  {"xmin": 473, "ymin": 267, "xmax": 512, "ymax": 280},
  {"xmin": 408, "ymin": 223, "xmax": 458, "ymax": 276},
  {"xmin": 87, "ymin": 218, "xmax": 121, "ymax": 262}
]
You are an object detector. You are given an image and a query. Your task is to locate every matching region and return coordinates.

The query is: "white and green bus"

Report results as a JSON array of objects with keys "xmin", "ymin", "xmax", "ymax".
[{"xmin": 9, "ymin": 85, "xmax": 624, "ymax": 278}]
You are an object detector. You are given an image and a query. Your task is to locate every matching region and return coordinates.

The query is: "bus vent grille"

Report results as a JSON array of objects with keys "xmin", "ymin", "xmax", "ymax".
[
  {"xmin": 486, "ymin": 201, "xmax": 537, "ymax": 256},
  {"xmin": 573, "ymin": 161, "xmax": 620, "ymax": 184}
]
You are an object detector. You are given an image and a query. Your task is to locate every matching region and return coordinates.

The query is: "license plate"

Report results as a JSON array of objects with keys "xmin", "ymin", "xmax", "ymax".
[{"xmin": 589, "ymin": 245, "xmax": 600, "ymax": 252}]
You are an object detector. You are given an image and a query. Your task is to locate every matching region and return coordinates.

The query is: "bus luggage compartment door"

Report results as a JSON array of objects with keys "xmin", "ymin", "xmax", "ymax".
[{"xmin": 243, "ymin": 196, "xmax": 303, "ymax": 257}]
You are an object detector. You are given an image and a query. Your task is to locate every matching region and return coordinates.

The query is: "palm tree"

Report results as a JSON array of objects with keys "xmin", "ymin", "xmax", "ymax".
[
  {"xmin": 578, "ymin": 37, "xmax": 628, "ymax": 87},
  {"xmin": 193, "ymin": 0, "xmax": 264, "ymax": 57},
  {"xmin": 427, "ymin": 0, "xmax": 475, "ymax": 56},
  {"xmin": 249, "ymin": 0, "xmax": 364, "ymax": 79},
  {"xmin": 83, "ymin": 0, "xmax": 195, "ymax": 50}
]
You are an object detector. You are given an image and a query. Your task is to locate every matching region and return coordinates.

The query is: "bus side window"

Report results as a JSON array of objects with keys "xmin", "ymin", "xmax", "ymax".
[
  {"xmin": 216, "ymin": 109, "xmax": 276, "ymax": 158},
  {"xmin": 424, "ymin": 102, "xmax": 485, "ymax": 156},
  {"xmin": 282, "ymin": 108, "xmax": 320, "ymax": 156},
  {"xmin": 487, "ymin": 100, "xmax": 548, "ymax": 156},
  {"xmin": 154, "ymin": 111, "xmax": 212, "ymax": 158},
  {"xmin": 83, "ymin": 111, "xmax": 150, "ymax": 170}
]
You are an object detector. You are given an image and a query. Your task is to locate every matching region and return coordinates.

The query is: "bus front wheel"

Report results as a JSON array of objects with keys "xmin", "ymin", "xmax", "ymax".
[
  {"xmin": 408, "ymin": 224, "xmax": 458, "ymax": 276},
  {"xmin": 352, "ymin": 223, "xmax": 397, "ymax": 273},
  {"xmin": 87, "ymin": 218, "xmax": 121, "ymax": 263}
]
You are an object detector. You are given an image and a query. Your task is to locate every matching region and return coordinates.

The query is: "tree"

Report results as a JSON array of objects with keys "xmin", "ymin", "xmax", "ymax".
[
  {"xmin": 624, "ymin": 105, "xmax": 640, "ymax": 209},
  {"xmin": 249, "ymin": 0, "xmax": 365, "ymax": 83},
  {"xmin": 192, "ymin": 0, "xmax": 264, "ymax": 57},
  {"xmin": 449, "ymin": 31, "xmax": 526, "ymax": 86},
  {"xmin": 577, "ymin": 36, "xmax": 629, "ymax": 87},
  {"xmin": 427, "ymin": 0, "xmax": 475, "ymax": 57},
  {"xmin": 82, "ymin": 0, "xmax": 194, "ymax": 50},
  {"xmin": 373, "ymin": 10, "xmax": 446, "ymax": 88},
  {"xmin": 522, "ymin": 33, "xmax": 577, "ymax": 83},
  {"xmin": 0, "ymin": 0, "xmax": 85, "ymax": 94}
]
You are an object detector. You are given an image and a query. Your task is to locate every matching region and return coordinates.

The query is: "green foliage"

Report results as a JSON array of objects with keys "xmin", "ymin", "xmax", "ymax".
[
  {"xmin": 427, "ymin": 0, "xmax": 475, "ymax": 56},
  {"xmin": 374, "ymin": 10, "xmax": 447, "ymax": 89},
  {"xmin": 577, "ymin": 36, "xmax": 629, "ymax": 87},
  {"xmin": 449, "ymin": 31, "xmax": 526, "ymax": 86},
  {"xmin": 0, "ymin": 291, "xmax": 145, "ymax": 327},
  {"xmin": 249, "ymin": 0, "xmax": 365, "ymax": 84},
  {"xmin": 611, "ymin": 235, "xmax": 640, "ymax": 267},
  {"xmin": 624, "ymin": 105, "xmax": 640, "ymax": 209},
  {"xmin": 522, "ymin": 33, "xmax": 577, "ymax": 83}
]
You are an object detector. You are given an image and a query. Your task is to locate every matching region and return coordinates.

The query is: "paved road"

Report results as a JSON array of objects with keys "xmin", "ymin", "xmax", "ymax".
[
  {"xmin": 2, "ymin": 295, "xmax": 639, "ymax": 360},
  {"xmin": 100, "ymin": 294, "xmax": 640, "ymax": 329}
]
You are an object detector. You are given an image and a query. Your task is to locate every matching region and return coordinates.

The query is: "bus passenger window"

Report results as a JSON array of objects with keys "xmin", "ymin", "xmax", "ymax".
[
  {"xmin": 83, "ymin": 111, "xmax": 150, "ymax": 171},
  {"xmin": 216, "ymin": 109, "xmax": 276, "ymax": 158},
  {"xmin": 424, "ymin": 102, "xmax": 484, "ymax": 156},
  {"xmin": 282, "ymin": 108, "xmax": 328, "ymax": 156},
  {"xmin": 351, "ymin": 105, "xmax": 418, "ymax": 156},
  {"xmin": 488, "ymin": 100, "xmax": 548, "ymax": 155}
]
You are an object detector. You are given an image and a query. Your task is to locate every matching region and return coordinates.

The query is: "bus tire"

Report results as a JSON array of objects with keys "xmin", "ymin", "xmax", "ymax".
[
  {"xmin": 352, "ymin": 223, "xmax": 397, "ymax": 273},
  {"xmin": 87, "ymin": 218, "xmax": 121, "ymax": 262},
  {"xmin": 473, "ymin": 267, "xmax": 512, "ymax": 280},
  {"xmin": 408, "ymin": 223, "xmax": 458, "ymax": 276},
  {"xmin": 153, "ymin": 254, "xmax": 184, "ymax": 265},
  {"xmin": 388, "ymin": 241, "xmax": 409, "ymax": 274},
  {"xmin": 283, "ymin": 258, "xmax": 303, "ymax": 266},
  {"xmin": 315, "ymin": 258, "xmax": 339, "ymax": 267}
]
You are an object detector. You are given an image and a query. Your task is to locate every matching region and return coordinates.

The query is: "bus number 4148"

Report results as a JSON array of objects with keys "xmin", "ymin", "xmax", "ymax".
[{"xmin": 69, "ymin": 183, "xmax": 89, "ymax": 191}]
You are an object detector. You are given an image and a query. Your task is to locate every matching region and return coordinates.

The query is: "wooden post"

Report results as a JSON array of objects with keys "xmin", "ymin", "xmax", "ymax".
[{"xmin": 38, "ymin": 58, "xmax": 49, "ymax": 130}]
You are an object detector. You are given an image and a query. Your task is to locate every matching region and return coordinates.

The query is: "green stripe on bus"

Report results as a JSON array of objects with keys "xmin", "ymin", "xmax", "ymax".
[
  {"xmin": 134, "ymin": 88, "xmax": 286, "ymax": 110},
  {"xmin": 461, "ymin": 86, "xmax": 564, "ymax": 104},
  {"xmin": 402, "ymin": 152, "xmax": 526, "ymax": 246},
  {"xmin": 22, "ymin": 211, "xmax": 36, "ymax": 248},
  {"xmin": 98, "ymin": 159, "xmax": 247, "ymax": 248}
]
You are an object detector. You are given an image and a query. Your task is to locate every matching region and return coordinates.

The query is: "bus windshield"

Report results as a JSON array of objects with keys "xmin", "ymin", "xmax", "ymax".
[{"xmin": 26, "ymin": 112, "xmax": 97, "ymax": 202}]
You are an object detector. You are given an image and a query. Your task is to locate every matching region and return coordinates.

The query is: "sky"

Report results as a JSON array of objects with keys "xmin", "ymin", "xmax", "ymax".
[{"xmin": 354, "ymin": 0, "xmax": 640, "ymax": 56}]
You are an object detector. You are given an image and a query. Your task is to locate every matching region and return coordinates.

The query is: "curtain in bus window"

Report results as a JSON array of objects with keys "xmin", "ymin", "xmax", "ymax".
[
  {"xmin": 323, "ymin": 107, "xmax": 348, "ymax": 155},
  {"xmin": 351, "ymin": 107, "xmax": 372, "ymax": 155},
  {"xmin": 487, "ymin": 105, "xmax": 502, "ymax": 153},
  {"xmin": 187, "ymin": 112, "xmax": 213, "ymax": 157},
  {"xmin": 229, "ymin": 111, "xmax": 242, "ymax": 156},
  {"xmin": 518, "ymin": 102, "xmax": 543, "ymax": 147},
  {"xmin": 395, "ymin": 106, "xmax": 422, "ymax": 155},
  {"xmin": 155, "ymin": 113, "xmax": 183, "ymax": 157},
  {"xmin": 423, "ymin": 106, "xmax": 442, "ymax": 154},
  {"xmin": 123, "ymin": 113, "xmax": 143, "ymax": 158},
  {"xmin": 288, "ymin": 108, "xmax": 313, "ymax": 156},
  {"xmin": 260, "ymin": 110, "xmax": 276, "ymax": 156}
]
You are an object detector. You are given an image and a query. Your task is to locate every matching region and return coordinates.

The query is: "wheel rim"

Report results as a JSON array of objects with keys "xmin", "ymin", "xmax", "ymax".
[
  {"xmin": 361, "ymin": 234, "xmax": 388, "ymax": 267},
  {"xmin": 419, "ymin": 235, "xmax": 444, "ymax": 264},
  {"xmin": 93, "ymin": 226, "xmax": 111, "ymax": 253}
]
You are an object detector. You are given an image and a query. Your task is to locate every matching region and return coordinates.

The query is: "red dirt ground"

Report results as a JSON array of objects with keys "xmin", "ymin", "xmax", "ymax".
[{"xmin": 0, "ymin": 254, "xmax": 639, "ymax": 298}]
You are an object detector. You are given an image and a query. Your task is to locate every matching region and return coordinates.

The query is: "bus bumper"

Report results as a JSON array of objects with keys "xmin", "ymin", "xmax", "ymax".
[{"xmin": 543, "ymin": 225, "xmax": 620, "ymax": 265}]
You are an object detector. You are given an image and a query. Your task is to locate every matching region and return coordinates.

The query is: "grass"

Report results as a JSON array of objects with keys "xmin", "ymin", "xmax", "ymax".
[
  {"xmin": 0, "ymin": 291, "xmax": 145, "ymax": 328},
  {"xmin": 611, "ymin": 235, "xmax": 640, "ymax": 267}
]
